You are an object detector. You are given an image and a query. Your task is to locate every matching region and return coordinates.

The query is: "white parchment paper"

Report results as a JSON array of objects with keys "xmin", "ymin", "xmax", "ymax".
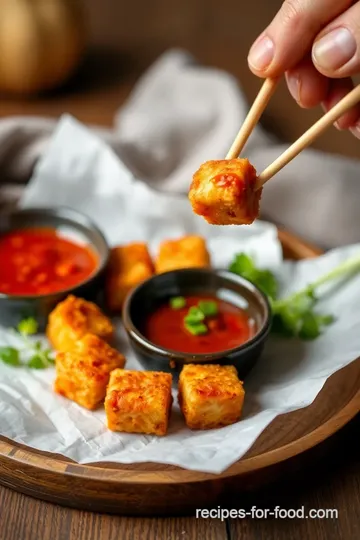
[{"xmin": 1, "ymin": 115, "xmax": 359, "ymax": 474}]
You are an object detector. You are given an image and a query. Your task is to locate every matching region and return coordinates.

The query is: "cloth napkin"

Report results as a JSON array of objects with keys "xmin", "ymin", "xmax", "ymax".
[{"xmin": 1, "ymin": 48, "xmax": 360, "ymax": 248}]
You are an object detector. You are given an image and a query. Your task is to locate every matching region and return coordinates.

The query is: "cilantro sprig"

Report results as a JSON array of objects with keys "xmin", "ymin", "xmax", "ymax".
[
  {"xmin": 0, "ymin": 347, "xmax": 20, "ymax": 366},
  {"xmin": 229, "ymin": 253, "xmax": 278, "ymax": 300},
  {"xmin": 229, "ymin": 252, "xmax": 360, "ymax": 340},
  {"xmin": 271, "ymin": 287, "xmax": 334, "ymax": 339},
  {"xmin": 0, "ymin": 317, "xmax": 54, "ymax": 369}
]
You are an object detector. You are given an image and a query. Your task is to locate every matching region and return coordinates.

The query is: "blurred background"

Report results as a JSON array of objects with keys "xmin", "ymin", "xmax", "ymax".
[{"xmin": 0, "ymin": 0, "xmax": 359, "ymax": 159}]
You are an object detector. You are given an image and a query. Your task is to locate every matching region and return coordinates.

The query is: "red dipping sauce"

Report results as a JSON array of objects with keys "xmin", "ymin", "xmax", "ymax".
[
  {"xmin": 145, "ymin": 295, "xmax": 255, "ymax": 354},
  {"xmin": 0, "ymin": 228, "xmax": 98, "ymax": 296}
]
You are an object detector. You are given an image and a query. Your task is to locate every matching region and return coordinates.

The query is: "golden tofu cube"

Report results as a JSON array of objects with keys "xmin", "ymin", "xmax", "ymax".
[
  {"xmin": 46, "ymin": 295, "xmax": 114, "ymax": 352},
  {"xmin": 189, "ymin": 158, "xmax": 262, "ymax": 225},
  {"xmin": 54, "ymin": 334, "xmax": 126, "ymax": 410},
  {"xmin": 105, "ymin": 369, "xmax": 173, "ymax": 436},
  {"xmin": 155, "ymin": 235, "xmax": 210, "ymax": 274},
  {"xmin": 178, "ymin": 364, "xmax": 245, "ymax": 430},
  {"xmin": 106, "ymin": 243, "xmax": 154, "ymax": 311}
]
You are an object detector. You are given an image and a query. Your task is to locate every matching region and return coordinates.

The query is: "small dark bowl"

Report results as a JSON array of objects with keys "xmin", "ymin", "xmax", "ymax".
[
  {"xmin": 0, "ymin": 207, "xmax": 109, "ymax": 330},
  {"xmin": 123, "ymin": 268, "xmax": 271, "ymax": 381}
]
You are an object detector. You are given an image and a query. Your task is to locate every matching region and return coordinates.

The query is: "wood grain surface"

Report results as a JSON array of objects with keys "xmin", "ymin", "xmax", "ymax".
[
  {"xmin": 229, "ymin": 414, "xmax": 360, "ymax": 540},
  {"xmin": 1, "ymin": 415, "xmax": 359, "ymax": 540},
  {"xmin": 0, "ymin": 486, "xmax": 227, "ymax": 540}
]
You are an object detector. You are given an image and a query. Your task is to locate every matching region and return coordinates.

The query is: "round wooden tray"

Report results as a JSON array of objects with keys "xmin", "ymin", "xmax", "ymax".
[{"xmin": 1, "ymin": 228, "xmax": 359, "ymax": 515}]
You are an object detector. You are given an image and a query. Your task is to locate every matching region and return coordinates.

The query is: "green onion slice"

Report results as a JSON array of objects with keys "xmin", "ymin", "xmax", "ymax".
[
  {"xmin": 184, "ymin": 321, "xmax": 208, "ymax": 335},
  {"xmin": 170, "ymin": 296, "xmax": 186, "ymax": 309},
  {"xmin": 184, "ymin": 306, "xmax": 205, "ymax": 324},
  {"xmin": 198, "ymin": 300, "xmax": 218, "ymax": 317}
]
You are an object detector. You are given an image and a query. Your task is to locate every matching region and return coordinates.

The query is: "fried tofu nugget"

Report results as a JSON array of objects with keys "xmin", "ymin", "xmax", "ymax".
[
  {"xmin": 178, "ymin": 364, "xmax": 245, "ymax": 430},
  {"xmin": 54, "ymin": 334, "xmax": 126, "ymax": 410},
  {"xmin": 106, "ymin": 243, "xmax": 154, "ymax": 311},
  {"xmin": 105, "ymin": 369, "xmax": 173, "ymax": 436},
  {"xmin": 155, "ymin": 235, "xmax": 210, "ymax": 274},
  {"xmin": 189, "ymin": 158, "xmax": 262, "ymax": 225},
  {"xmin": 47, "ymin": 295, "xmax": 114, "ymax": 352}
]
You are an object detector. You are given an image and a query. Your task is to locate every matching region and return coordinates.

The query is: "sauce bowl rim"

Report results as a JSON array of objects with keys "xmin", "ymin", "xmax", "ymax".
[
  {"xmin": 0, "ymin": 206, "xmax": 109, "ymax": 301},
  {"xmin": 122, "ymin": 267, "xmax": 272, "ymax": 361}
]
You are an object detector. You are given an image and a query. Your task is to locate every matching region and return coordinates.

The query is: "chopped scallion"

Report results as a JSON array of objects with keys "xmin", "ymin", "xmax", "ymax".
[
  {"xmin": 198, "ymin": 300, "xmax": 218, "ymax": 317},
  {"xmin": 184, "ymin": 306, "xmax": 205, "ymax": 324},
  {"xmin": 170, "ymin": 296, "xmax": 186, "ymax": 309},
  {"xmin": 184, "ymin": 321, "xmax": 208, "ymax": 335}
]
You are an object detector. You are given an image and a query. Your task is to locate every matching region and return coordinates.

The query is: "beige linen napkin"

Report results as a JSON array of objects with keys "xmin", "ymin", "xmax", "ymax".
[{"xmin": 0, "ymin": 49, "xmax": 359, "ymax": 248}]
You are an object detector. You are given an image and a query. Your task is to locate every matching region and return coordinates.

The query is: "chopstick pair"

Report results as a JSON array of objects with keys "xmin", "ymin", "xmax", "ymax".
[{"xmin": 226, "ymin": 77, "xmax": 360, "ymax": 190}]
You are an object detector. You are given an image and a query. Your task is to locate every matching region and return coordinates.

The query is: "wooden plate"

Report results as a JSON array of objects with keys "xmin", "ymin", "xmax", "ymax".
[{"xmin": 0, "ymin": 227, "xmax": 359, "ymax": 515}]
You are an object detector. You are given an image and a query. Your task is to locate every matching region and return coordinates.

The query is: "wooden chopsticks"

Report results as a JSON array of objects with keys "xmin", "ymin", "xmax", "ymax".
[
  {"xmin": 256, "ymin": 84, "xmax": 360, "ymax": 189},
  {"xmin": 226, "ymin": 78, "xmax": 280, "ymax": 160},
  {"xmin": 227, "ymin": 78, "xmax": 360, "ymax": 191}
]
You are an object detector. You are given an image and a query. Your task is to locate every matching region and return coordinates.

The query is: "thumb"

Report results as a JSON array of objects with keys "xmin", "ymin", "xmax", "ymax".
[
  {"xmin": 247, "ymin": 0, "xmax": 352, "ymax": 77},
  {"xmin": 312, "ymin": 3, "xmax": 360, "ymax": 78}
]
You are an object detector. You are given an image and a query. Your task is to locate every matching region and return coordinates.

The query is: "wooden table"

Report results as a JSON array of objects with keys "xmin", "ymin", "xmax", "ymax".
[
  {"xmin": 0, "ymin": 1, "xmax": 359, "ymax": 535},
  {"xmin": 0, "ymin": 415, "xmax": 359, "ymax": 540}
]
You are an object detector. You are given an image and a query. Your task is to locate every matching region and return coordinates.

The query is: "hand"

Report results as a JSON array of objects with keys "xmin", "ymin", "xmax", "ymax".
[{"xmin": 247, "ymin": 0, "xmax": 360, "ymax": 138}]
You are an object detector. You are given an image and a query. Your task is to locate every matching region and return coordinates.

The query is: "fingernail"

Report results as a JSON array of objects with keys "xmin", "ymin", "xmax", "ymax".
[
  {"xmin": 313, "ymin": 28, "xmax": 356, "ymax": 70},
  {"xmin": 248, "ymin": 35, "xmax": 275, "ymax": 71},
  {"xmin": 286, "ymin": 72, "xmax": 301, "ymax": 102},
  {"xmin": 350, "ymin": 123, "xmax": 360, "ymax": 139}
]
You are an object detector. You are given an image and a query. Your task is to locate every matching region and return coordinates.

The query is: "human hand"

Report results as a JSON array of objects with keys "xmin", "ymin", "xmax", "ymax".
[{"xmin": 248, "ymin": 0, "xmax": 360, "ymax": 138}]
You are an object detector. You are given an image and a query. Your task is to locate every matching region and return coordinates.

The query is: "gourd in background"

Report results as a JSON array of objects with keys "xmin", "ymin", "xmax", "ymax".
[{"xmin": 0, "ymin": 0, "xmax": 86, "ymax": 95}]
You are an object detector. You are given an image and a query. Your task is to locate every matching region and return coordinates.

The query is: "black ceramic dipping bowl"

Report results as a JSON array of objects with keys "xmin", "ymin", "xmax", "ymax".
[
  {"xmin": 0, "ymin": 207, "xmax": 109, "ymax": 330},
  {"xmin": 123, "ymin": 268, "xmax": 271, "ymax": 381}
]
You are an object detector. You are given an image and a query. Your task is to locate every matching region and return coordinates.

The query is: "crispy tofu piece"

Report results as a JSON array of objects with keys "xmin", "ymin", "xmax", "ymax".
[
  {"xmin": 155, "ymin": 235, "xmax": 210, "ymax": 274},
  {"xmin": 105, "ymin": 369, "xmax": 173, "ymax": 436},
  {"xmin": 54, "ymin": 334, "xmax": 126, "ymax": 410},
  {"xmin": 178, "ymin": 364, "xmax": 245, "ymax": 430},
  {"xmin": 46, "ymin": 295, "xmax": 114, "ymax": 352},
  {"xmin": 106, "ymin": 243, "xmax": 154, "ymax": 311},
  {"xmin": 189, "ymin": 158, "xmax": 262, "ymax": 225}
]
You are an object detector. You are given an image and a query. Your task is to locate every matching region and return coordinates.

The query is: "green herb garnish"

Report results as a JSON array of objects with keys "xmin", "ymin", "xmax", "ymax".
[
  {"xmin": 183, "ymin": 301, "xmax": 220, "ymax": 336},
  {"xmin": 29, "ymin": 340, "xmax": 54, "ymax": 368},
  {"xmin": 28, "ymin": 354, "xmax": 50, "ymax": 369},
  {"xmin": 0, "ymin": 347, "xmax": 21, "ymax": 366},
  {"xmin": 184, "ymin": 306, "xmax": 205, "ymax": 324},
  {"xmin": 198, "ymin": 300, "xmax": 218, "ymax": 317},
  {"xmin": 229, "ymin": 253, "xmax": 278, "ymax": 300},
  {"xmin": 170, "ymin": 296, "xmax": 186, "ymax": 309},
  {"xmin": 184, "ymin": 321, "xmax": 208, "ymax": 335},
  {"xmin": 271, "ymin": 294, "xmax": 335, "ymax": 340},
  {"xmin": 0, "ymin": 317, "xmax": 54, "ymax": 369},
  {"xmin": 17, "ymin": 317, "xmax": 38, "ymax": 336},
  {"xmin": 229, "ymin": 252, "xmax": 360, "ymax": 340}
]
